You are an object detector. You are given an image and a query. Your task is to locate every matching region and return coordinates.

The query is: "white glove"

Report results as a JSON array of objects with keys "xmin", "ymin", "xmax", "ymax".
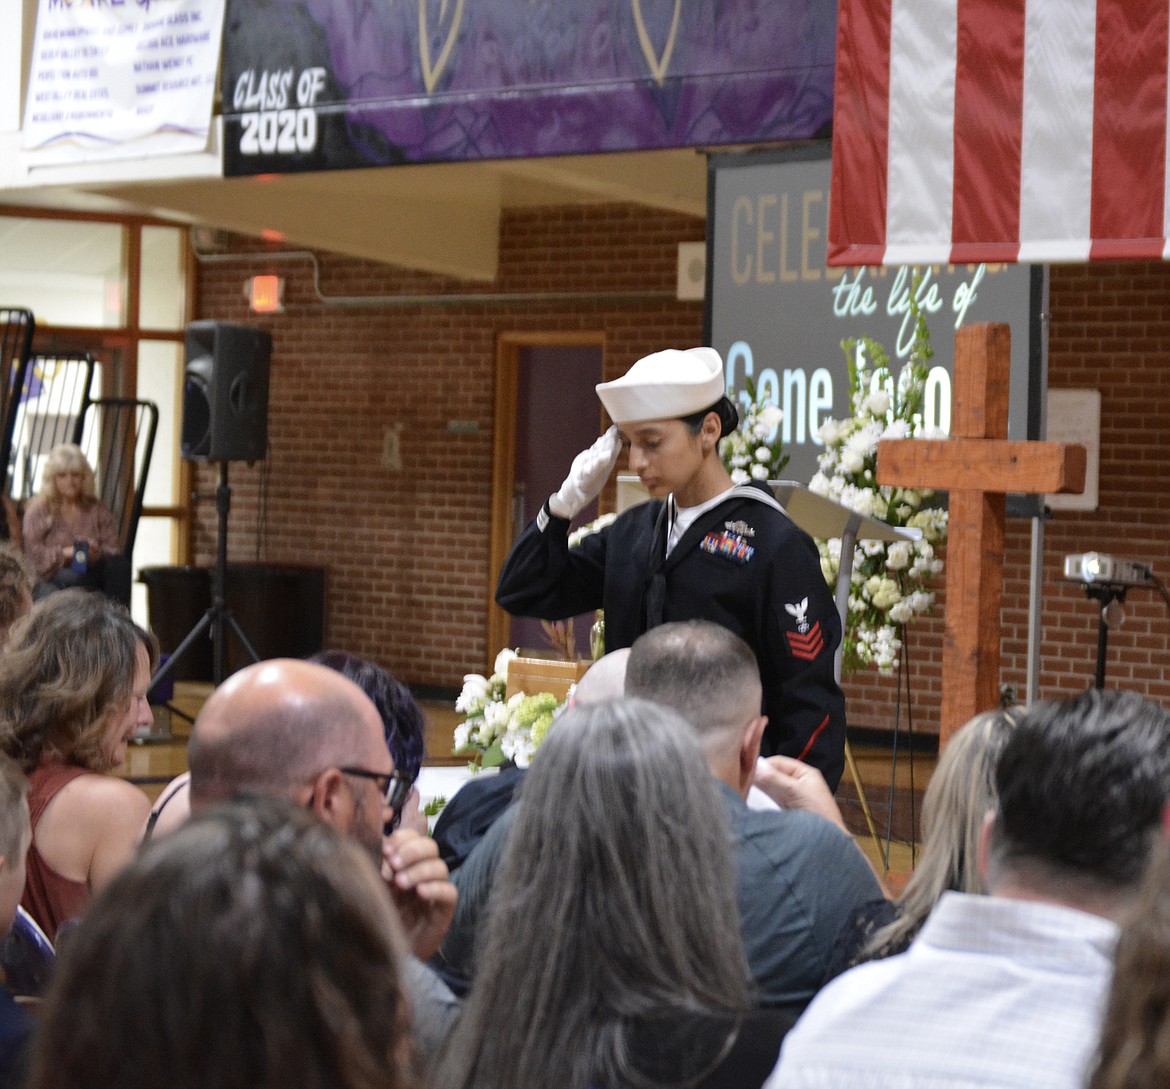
[{"xmin": 548, "ymin": 425, "xmax": 622, "ymax": 520}]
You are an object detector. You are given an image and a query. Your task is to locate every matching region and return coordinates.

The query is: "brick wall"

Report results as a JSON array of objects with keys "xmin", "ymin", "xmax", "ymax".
[
  {"xmin": 193, "ymin": 205, "xmax": 705, "ymax": 687},
  {"xmin": 195, "ymin": 212, "xmax": 1170, "ymax": 731}
]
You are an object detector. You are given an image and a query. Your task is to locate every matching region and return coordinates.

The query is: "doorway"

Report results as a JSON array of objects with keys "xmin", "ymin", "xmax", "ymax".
[{"xmin": 487, "ymin": 334, "xmax": 605, "ymax": 665}]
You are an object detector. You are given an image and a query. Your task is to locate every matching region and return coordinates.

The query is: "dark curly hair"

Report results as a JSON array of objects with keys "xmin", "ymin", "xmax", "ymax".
[{"xmin": 310, "ymin": 651, "xmax": 426, "ymax": 784}]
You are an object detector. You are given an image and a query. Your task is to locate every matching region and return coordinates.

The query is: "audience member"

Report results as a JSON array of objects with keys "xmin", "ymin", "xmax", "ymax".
[
  {"xmin": 185, "ymin": 658, "xmax": 459, "ymax": 1055},
  {"xmin": 0, "ymin": 753, "xmax": 33, "ymax": 1084},
  {"xmin": 22, "ymin": 444, "xmax": 119, "ymax": 600},
  {"xmin": 146, "ymin": 649, "xmax": 431, "ymax": 840},
  {"xmin": 1086, "ymin": 839, "xmax": 1170, "ymax": 1089},
  {"xmin": 25, "ymin": 796, "xmax": 421, "ymax": 1089},
  {"xmin": 766, "ymin": 687, "xmax": 1170, "ymax": 1089},
  {"xmin": 0, "ymin": 591, "xmax": 154, "ymax": 937},
  {"xmin": 432, "ymin": 699, "xmax": 791, "ymax": 1089},
  {"xmin": 433, "ymin": 648, "xmax": 629, "ymax": 871},
  {"xmin": 825, "ymin": 707, "xmax": 1019, "ymax": 978},
  {"xmin": 0, "ymin": 545, "xmax": 33, "ymax": 644},
  {"xmin": 440, "ymin": 621, "xmax": 882, "ymax": 1016},
  {"xmin": 311, "ymin": 650, "xmax": 428, "ymax": 832}
]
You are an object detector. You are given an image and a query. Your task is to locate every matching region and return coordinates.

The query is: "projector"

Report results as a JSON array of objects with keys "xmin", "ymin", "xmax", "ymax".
[{"xmin": 1063, "ymin": 552, "xmax": 1153, "ymax": 588}]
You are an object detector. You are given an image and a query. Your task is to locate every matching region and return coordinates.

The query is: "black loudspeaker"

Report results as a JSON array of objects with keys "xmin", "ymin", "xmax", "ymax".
[{"xmin": 181, "ymin": 321, "xmax": 272, "ymax": 463}]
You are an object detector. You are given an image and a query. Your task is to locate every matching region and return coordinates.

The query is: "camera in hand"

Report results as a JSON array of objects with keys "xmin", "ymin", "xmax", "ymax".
[{"xmin": 71, "ymin": 540, "xmax": 89, "ymax": 575}]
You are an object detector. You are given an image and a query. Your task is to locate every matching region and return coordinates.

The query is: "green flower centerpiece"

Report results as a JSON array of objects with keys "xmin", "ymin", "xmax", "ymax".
[{"xmin": 454, "ymin": 649, "xmax": 564, "ymax": 768}]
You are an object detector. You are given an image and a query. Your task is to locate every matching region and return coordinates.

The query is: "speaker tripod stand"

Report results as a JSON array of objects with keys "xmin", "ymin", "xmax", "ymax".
[{"xmin": 150, "ymin": 462, "xmax": 262, "ymax": 697}]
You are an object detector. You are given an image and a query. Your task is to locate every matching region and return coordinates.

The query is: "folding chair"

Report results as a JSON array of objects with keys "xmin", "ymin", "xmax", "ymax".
[
  {"xmin": 5, "ymin": 351, "xmax": 96, "ymax": 507},
  {"xmin": 73, "ymin": 398, "xmax": 159, "ymax": 606},
  {"xmin": 0, "ymin": 308, "xmax": 35, "ymax": 538}
]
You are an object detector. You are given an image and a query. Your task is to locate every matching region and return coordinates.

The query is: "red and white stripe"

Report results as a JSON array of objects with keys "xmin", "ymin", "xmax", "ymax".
[{"xmin": 829, "ymin": 0, "xmax": 1170, "ymax": 265}]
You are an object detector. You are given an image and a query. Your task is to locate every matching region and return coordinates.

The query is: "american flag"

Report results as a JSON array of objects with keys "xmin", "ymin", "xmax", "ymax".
[{"xmin": 829, "ymin": 0, "xmax": 1170, "ymax": 265}]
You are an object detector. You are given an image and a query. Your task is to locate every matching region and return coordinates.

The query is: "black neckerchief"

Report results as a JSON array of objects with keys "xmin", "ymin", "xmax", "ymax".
[{"xmin": 641, "ymin": 482, "xmax": 789, "ymax": 629}]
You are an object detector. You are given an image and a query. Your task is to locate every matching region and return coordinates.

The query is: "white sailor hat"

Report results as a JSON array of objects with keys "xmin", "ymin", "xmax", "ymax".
[{"xmin": 596, "ymin": 347, "xmax": 725, "ymax": 425}]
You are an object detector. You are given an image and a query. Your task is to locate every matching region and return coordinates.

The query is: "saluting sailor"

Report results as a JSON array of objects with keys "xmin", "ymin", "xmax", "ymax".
[{"xmin": 496, "ymin": 346, "xmax": 847, "ymax": 790}]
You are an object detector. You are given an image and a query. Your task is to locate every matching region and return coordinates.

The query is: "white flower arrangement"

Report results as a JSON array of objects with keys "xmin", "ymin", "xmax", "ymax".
[
  {"xmin": 808, "ymin": 284, "xmax": 948, "ymax": 675},
  {"xmin": 454, "ymin": 648, "xmax": 565, "ymax": 768},
  {"xmin": 720, "ymin": 377, "xmax": 789, "ymax": 484}
]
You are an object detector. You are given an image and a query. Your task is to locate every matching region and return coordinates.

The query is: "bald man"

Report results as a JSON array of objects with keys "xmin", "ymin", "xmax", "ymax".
[{"xmin": 184, "ymin": 659, "xmax": 456, "ymax": 962}]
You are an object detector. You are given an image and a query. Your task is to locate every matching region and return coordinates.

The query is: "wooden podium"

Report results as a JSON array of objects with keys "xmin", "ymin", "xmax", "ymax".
[{"xmin": 505, "ymin": 656, "xmax": 591, "ymax": 701}]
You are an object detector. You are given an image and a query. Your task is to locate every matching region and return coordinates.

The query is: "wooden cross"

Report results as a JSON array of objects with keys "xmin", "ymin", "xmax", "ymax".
[{"xmin": 876, "ymin": 323, "xmax": 1087, "ymax": 747}]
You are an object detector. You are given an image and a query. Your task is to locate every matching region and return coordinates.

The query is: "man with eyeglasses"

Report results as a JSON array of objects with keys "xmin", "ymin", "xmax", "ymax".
[
  {"xmin": 186, "ymin": 658, "xmax": 460, "ymax": 1055},
  {"xmin": 188, "ymin": 658, "xmax": 454, "ymax": 957}
]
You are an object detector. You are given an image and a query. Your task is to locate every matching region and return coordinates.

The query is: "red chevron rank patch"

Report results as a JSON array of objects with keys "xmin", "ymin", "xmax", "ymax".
[{"xmin": 786, "ymin": 621, "xmax": 824, "ymax": 662}]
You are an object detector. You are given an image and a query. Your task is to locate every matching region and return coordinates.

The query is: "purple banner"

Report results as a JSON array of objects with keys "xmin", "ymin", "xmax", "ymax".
[{"xmin": 221, "ymin": 0, "xmax": 835, "ymax": 176}]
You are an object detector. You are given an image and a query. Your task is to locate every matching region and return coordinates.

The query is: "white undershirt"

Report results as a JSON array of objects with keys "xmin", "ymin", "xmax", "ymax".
[{"xmin": 666, "ymin": 485, "xmax": 737, "ymax": 557}]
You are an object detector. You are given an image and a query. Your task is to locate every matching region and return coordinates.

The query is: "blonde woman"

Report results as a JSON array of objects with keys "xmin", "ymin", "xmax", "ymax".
[
  {"xmin": 826, "ymin": 708, "xmax": 1020, "ymax": 979},
  {"xmin": 22, "ymin": 443, "xmax": 118, "ymax": 597}
]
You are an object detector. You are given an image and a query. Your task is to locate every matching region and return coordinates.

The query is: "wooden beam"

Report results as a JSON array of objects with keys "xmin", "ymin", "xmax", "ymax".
[{"xmin": 878, "ymin": 439, "xmax": 1087, "ymax": 494}]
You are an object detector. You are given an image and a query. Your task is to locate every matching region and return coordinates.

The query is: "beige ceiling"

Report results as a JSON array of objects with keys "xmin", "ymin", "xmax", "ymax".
[{"xmin": 6, "ymin": 149, "xmax": 709, "ymax": 281}]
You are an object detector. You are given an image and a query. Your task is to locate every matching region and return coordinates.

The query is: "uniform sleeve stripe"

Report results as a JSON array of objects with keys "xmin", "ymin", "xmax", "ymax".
[{"xmin": 797, "ymin": 714, "xmax": 831, "ymax": 763}]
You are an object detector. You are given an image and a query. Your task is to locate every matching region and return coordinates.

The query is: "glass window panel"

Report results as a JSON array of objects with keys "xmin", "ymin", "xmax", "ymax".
[
  {"xmin": 136, "ymin": 340, "xmax": 182, "ymax": 507},
  {"xmin": 0, "ymin": 217, "xmax": 125, "ymax": 327},
  {"xmin": 139, "ymin": 227, "xmax": 186, "ymax": 330},
  {"xmin": 131, "ymin": 516, "xmax": 180, "ymax": 629},
  {"xmin": 7, "ymin": 355, "xmax": 104, "ymax": 499}
]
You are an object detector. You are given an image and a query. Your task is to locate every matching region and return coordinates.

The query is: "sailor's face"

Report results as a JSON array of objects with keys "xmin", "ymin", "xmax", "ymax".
[{"xmin": 620, "ymin": 419, "xmax": 704, "ymax": 498}]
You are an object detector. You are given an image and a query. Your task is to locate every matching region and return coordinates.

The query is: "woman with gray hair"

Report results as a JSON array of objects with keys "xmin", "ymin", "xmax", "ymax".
[{"xmin": 432, "ymin": 698, "xmax": 791, "ymax": 1089}]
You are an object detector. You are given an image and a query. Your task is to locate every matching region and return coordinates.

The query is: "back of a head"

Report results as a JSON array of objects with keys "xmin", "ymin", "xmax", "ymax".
[
  {"xmin": 625, "ymin": 621, "xmax": 761, "ymax": 742},
  {"xmin": 0, "ymin": 590, "xmax": 143, "ymax": 773},
  {"xmin": 915, "ymin": 708, "xmax": 1019, "ymax": 896},
  {"xmin": 0, "ymin": 752, "xmax": 27, "ymax": 862},
  {"xmin": 1087, "ymin": 842, "xmax": 1170, "ymax": 1089},
  {"xmin": 0, "ymin": 752, "xmax": 28, "ymax": 933},
  {"xmin": 26, "ymin": 796, "xmax": 417, "ymax": 1089},
  {"xmin": 0, "ymin": 544, "xmax": 33, "ymax": 636},
  {"xmin": 569, "ymin": 648, "xmax": 630, "ymax": 706},
  {"xmin": 188, "ymin": 660, "xmax": 375, "ymax": 809},
  {"xmin": 866, "ymin": 709, "xmax": 1018, "ymax": 957},
  {"xmin": 310, "ymin": 651, "xmax": 426, "ymax": 783},
  {"xmin": 435, "ymin": 698, "xmax": 749, "ymax": 1089},
  {"xmin": 990, "ymin": 689, "xmax": 1170, "ymax": 897}
]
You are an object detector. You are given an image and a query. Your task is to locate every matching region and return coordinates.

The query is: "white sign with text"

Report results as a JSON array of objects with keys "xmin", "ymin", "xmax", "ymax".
[
  {"xmin": 23, "ymin": 0, "xmax": 226, "ymax": 163},
  {"xmin": 709, "ymin": 151, "xmax": 1042, "ymax": 486}
]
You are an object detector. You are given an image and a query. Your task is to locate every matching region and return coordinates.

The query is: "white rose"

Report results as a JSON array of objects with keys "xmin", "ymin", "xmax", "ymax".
[
  {"xmin": 455, "ymin": 674, "xmax": 490, "ymax": 714},
  {"xmin": 759, "ymin": 404, "xmax": 783, "ymax": 431},
  {"xmin": 886, "ymin": 541, "xmax": 911, "ymax": 570},
  {"xmin": 888, "ymin": 600, "xmax": 913, "ymax": 624},
  {"xmin": 755, "ymin": 446, "xmax": 772, "ymax": 463},
  {"xmin": 750, "ymin": 463, "xmax": 770, "ymax": 480},
  {"xmin": 731, "ymin": 468, "xmax": 749, "ymax": 485}
]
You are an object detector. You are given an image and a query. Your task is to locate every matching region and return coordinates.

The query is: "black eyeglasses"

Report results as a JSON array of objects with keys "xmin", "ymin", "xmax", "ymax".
[{"xmin": 338, "ymin": 766, "xmax": 411, "ymax": 815}]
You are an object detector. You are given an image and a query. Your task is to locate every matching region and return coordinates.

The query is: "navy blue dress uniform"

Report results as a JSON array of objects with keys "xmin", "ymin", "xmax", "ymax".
[{"xmin": 496, "ymin": 480, "xmax": 846, "ymax": 790}]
